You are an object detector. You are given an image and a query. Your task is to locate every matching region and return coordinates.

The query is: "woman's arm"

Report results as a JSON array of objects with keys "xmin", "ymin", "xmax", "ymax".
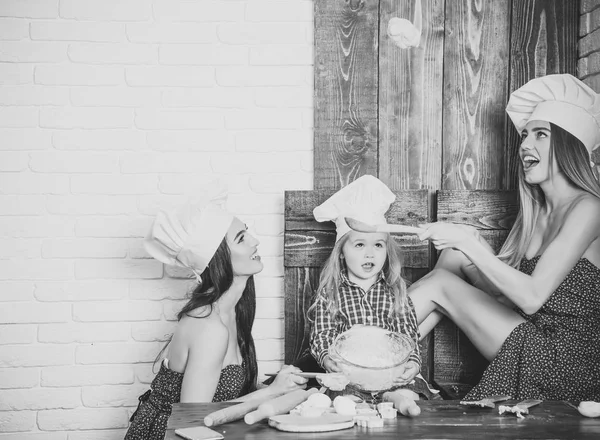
[{"xmin": 423, "ymin": 198, "xmax": 600, "ymax": 314}]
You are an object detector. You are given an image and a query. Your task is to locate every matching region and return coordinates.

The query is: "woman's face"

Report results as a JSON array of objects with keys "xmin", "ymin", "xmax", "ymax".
[
  {"xmin": 341, "ymin": 230, "xmax": 388, "ymax": 289},
  {"xmin": 226, "ymin": 217, "xmax": 263, "ymax": 278},
  {"xmin": 520, "ymin": 120, "xmax": 554, "ymax": 185}
]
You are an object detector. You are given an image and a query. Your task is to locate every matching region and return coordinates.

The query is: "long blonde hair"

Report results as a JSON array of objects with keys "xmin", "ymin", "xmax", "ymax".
[
  {"xmin": 308, "ymin": 232, "xmax": 409, "ymax": 320},
  {"xmin": 497, "ymin": 123, "xmax": 600, "ymax": 267}
]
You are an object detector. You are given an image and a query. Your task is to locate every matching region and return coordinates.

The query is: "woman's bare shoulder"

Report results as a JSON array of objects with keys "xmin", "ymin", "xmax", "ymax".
[
  {"xmin": 567, "ymin": 194, "xmax": 600, "ymax": 224},
  {"xmin": 176, "ymin": 308, "xmax": 228, "ymax": 346}
]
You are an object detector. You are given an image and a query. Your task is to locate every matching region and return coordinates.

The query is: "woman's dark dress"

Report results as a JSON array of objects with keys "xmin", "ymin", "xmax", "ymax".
[
  {"xmin": 124, "ymin": 360, "xmax": 246, "ymax": 440},
  {"xmin": 465, "ymin": 256, "xmax": 600, "ymax": 402}
]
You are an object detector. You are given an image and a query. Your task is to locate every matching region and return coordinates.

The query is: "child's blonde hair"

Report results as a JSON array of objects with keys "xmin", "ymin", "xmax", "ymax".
[{"xmin": 308, "ymin": 232, "xmax": 409, "ymax": 321}]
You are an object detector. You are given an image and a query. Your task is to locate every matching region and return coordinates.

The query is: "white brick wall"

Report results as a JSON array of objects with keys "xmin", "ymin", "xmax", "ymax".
[{"xmin": 0, "ymin": 1, "xmax": 314, "ymax": 438}]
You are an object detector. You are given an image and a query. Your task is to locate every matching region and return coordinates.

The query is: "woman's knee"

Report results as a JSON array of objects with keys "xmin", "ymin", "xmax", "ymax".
[{"xmin": 409, "ymin": 268, "xmax": 457, "ymax": 296}]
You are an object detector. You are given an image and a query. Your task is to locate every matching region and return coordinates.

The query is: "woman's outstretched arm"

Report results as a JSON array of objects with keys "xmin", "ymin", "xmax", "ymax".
[{"xmin": 419, "ymin": 198, "xmax": 600, "ymax": 314}]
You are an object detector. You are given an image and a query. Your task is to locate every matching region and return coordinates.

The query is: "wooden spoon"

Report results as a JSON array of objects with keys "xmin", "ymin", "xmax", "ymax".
[{"xmin": 345, "ymin": 217, "xmax": 425, "ymax": 235}]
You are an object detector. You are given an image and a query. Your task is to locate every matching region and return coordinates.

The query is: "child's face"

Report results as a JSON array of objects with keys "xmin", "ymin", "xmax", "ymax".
[{"xmin": 341, "ymin": 230, "xmax": 388, "ymax": 289}]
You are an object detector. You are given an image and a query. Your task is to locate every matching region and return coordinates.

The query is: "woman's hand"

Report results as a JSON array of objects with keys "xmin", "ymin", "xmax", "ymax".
[
  {"xmin": 267, "ymin": 365, "xmax": 308, "ymax": 395},
  {"xmin": 392, "ymin": 361, "xmax": 420, "ymax": 387},
  {"xmin": 322, "ymin": 355, "xmax": 342, "ymax": 373},
  {"xmin": 418, "ymin": 222, "xmax": 479, "ymax": 253}
]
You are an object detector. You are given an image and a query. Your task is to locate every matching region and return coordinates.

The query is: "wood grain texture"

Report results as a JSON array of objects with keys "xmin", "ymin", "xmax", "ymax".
[
  {"xmin": 378, "ymin": 0, "xmax": 445, "ymax": 190},
  {"xmin": 284, "ymin": 267, "xmax": 320, "ymax": 365},
  {"xmin": 314, "ymin": 0, "xmax": 379, "ymax": 190},
  {"xmin": 167, "ymin": 400, "xmax": 600, "ymax": 440},
  {"xmin": 433, "ymin": 190, "xmax": 516, "ymax": 387},
  {"xmin": 506, "ymin": 0, "xmax": 579, "ymax": 189},
  {"xmin": 436, "ymin": 190, "xmax": 518, "ymax": 230},
  {"xmin": 442, "ymin": 0, "xmax": 511, "ymax": 191},
  {"xmin": 284, "ymin": 190, "xmax": 430, "ymax": 268}
]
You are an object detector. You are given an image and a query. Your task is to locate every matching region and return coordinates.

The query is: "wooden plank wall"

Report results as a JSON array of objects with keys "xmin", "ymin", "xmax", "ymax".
[
  {"xmin": 289, "ymin": 0, "xmax": 578, "ymax": 393},
  {"xmin": 314, "ymin": 0, "xmax": 379, "ymax": 190}
]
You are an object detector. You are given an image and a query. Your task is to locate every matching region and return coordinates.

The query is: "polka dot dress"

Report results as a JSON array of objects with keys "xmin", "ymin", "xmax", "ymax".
[
  {"xmin": 465, "ymin": 256, "xmax": 600, "ymax": 403},
  {"xmin": 125, "ymin": 360, "xmax": 246, "ymax": 440}
]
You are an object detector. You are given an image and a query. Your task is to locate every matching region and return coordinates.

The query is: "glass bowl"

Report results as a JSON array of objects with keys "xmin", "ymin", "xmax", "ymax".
[{"xmin": 329, "ymin": 325, "xmax": 415, "ymax": 393}]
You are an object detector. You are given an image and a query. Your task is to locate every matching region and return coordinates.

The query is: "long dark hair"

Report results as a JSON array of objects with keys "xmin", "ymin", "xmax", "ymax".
[{"xmin": 157, "ymin": 238, "xmax": 258, "ymax": 395}]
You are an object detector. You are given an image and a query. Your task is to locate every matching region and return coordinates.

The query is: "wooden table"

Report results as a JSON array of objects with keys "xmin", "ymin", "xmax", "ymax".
[{"xmin": 165, "ymin": 400, "xmax": 600, "ymax": 439}]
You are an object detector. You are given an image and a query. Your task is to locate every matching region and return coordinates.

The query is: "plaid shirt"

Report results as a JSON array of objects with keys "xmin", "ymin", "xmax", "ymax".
[{"xmin": 310, "ymin": 269, "xmax": 421, "ymax": 368}]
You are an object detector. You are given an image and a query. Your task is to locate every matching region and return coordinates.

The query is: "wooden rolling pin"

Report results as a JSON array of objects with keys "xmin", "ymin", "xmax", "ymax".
[
  {"xmin": 244, "ymin": 388, "xmax": 319, "ymax": 425},
  {"xmin": 204, "ymin": 394, "xmax": 276, "ymax": 427}
]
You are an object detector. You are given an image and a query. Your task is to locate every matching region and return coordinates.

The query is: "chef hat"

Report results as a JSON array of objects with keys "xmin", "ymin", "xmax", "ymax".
[
  {"xmin": 313, "ymin": 175, "xmax": 396, "ymax": 242},
  {"xmin": 144, "ymin": 183, "xmax": 234, "ymax": 280},
  {"xmin": 506, "ymin": 74, "xmax": 600, "ymax": 154}
]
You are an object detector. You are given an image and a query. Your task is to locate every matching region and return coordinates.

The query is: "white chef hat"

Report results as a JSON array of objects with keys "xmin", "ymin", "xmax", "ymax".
[
  {"xmin": 506, "ymin": 74, "xmax": 600, "ymax": 154},
  {"xmin": 313, "ymin": 175, "xmax": 396, "ymax": 242},
  {"xmin": 144, "ymin": 183, "xmax": 234, "ymax": 280}
]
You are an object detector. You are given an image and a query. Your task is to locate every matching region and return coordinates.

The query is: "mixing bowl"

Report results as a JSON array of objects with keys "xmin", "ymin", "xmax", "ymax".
[{"xmin": 329, "ymin": 325, "xmax": 415, "ymax": 392}]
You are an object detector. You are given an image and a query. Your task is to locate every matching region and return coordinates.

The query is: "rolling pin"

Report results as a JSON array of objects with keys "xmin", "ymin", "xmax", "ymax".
[
  {"xmin": 244, "ymin": 388, "xmax": 319, "ymax": 425},
  {"xmin": 382, "ymin": 389, "xmax": 421, "ymax": 417},
  {"xmin": 204, "ymin": 394, "xmax": 277, "ymax": 427}
]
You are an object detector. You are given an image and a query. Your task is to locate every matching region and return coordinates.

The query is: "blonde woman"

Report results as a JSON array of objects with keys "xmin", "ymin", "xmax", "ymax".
[{"xmin": 407, "ymin": 74, "xmax": 600, "ymax": 402}]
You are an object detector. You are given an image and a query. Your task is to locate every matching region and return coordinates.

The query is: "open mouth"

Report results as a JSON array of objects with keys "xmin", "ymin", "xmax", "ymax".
[
  {"xmin": 250, "ymin": 252, "xmax": 261, "ymax": 261},
  {"xmin": 522, "ymin": 155, "xmax": 540, "ymax": 170},
  {"xmin": 362, "ymin": 262, "xmax": 375, "ymax": 270}
]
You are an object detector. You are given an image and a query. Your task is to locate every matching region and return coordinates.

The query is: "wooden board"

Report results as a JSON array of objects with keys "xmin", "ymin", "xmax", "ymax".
[
  {"xmin": 268, "ymin": 414, "xmax": 355, "ymax": 433},
  {"xmin": 166, "ymin": 400, "xmax": 600, "ymax": 440},
  {"xmin": 284, "ymin": 190, "xmax": 430, "ymax": 268},
  {"xmin": 506, "ymin": 0, "xmax": 579, "ymax": 189},
  {"xmin": 441, "ymin": 0, "xmax": 511, "ymax": 191},
  {"xmin": 379, "ymin": 0, "xmax": 445, "ymax": 190},
  {"xmin": 314, "ymin": 0, "xmax": 379, "ymax": 190}
]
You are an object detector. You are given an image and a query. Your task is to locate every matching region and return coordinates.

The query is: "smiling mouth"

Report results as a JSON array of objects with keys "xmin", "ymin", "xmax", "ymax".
[{"xmin": 522, "ymin": 155, "xmax": 540, "ymax": 170}]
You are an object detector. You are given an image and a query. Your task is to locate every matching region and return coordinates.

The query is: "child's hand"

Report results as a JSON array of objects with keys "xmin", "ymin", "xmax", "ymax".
[
  {"xmin": 322, "ymin": 355, "xmax": 342, "ymax": 373},
  {"xmin": 392, "ymin": 361, "xmax": 419, "ymax": 386}
]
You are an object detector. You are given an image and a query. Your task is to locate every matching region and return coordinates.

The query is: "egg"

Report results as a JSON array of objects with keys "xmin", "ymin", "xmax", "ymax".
[
  {"xmin": 578, "ymin": 401, "xmax": 600, "ymax": 418},
  {"xmin": 305, "ymin": 393, "xmax": 332, "ymax": 409},
  {"xmin": 333, "ymin": 395, "xmax": 357, "ymax": 416}
]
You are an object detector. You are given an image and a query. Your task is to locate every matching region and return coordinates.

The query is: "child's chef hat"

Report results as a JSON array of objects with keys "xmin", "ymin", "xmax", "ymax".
[
  {"xmin": 506, "ymin": 74, "xmax": 600, "ymax": 154},
  {"xmin": 313, "ymin": 175, "xmax": 396, "ymax": 242},
  {"xmin": 144, "ymin": 183, "xmax": 234, "ymax": 279}
]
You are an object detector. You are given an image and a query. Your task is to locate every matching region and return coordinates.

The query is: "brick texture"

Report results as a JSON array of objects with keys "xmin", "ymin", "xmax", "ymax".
[{"xmin": 0, "ymin": 1, "xmax": 313, "ymax": 438}]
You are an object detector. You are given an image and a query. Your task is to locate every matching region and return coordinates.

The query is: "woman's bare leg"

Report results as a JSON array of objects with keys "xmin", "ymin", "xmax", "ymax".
[
  {"xmin": 413, "ymin": 249, "xmax": 471, "ymax": 338},
  {"xmin": 409, "ymin": 269, "xmax": 525, "ymax": 361}
]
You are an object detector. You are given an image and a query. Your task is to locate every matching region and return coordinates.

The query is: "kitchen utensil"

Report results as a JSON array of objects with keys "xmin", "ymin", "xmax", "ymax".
[
  {"xmin": 268, "ymin": 413, "xmax": 355, "ymax": 432},
  {"xmin": 244, "ymin": 388, "xmax": 318, "ymax": 425},
  {"xmin": 203, "ymin": 394, "xmax": 276, "ymax": 427},
  {"xmin": 329, "ymin": 325, "xmax": 415, "ymax": 392},
  {"xmin": 460, "ymin": 395, "xmax": 511, "ymax": 409},
  {"xmin": 498, "ymin": 399, "xmax": 543, "ymax": 418},
  {"xmin": 345, "ymin": 217, "xmax": 425, "ymax": 235}
]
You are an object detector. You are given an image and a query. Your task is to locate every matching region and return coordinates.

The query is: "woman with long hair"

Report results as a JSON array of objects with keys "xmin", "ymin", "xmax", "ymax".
[
  {"xmin": 125, "ymin": 189, "xmax": 307, "ymax": 440},
  {"xmin": 405, "ymin": 74, "xmax": 600, "ymax": 402}
]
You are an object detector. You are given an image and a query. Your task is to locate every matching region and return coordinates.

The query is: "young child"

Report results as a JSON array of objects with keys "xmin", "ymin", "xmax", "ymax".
[{"xmin": 308, "ymin": 175, "xmax": 438, "ymax": 415}]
